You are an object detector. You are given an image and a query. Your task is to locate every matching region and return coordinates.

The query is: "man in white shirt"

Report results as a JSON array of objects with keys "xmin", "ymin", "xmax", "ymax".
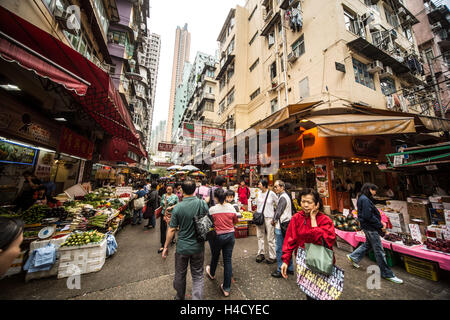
[{"xmin": 255, "ymin": 179, "xmax": 278, "ymax": 264}]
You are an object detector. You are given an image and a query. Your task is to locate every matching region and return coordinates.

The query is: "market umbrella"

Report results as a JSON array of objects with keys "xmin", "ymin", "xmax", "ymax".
[
  {"xmin": 174, "ymin": 171, "xmax": 188, "ymax": 175},
  {"xmin": 167, "ymin": 165, "xmax": 182, "ymax": 171},
  {"xmin": 189, "ymin": 171, "xmax": 206, "ymax": 177},
  {"xmin": 181, "ymin": 165, "xmax": 200, "ymax": 172}
]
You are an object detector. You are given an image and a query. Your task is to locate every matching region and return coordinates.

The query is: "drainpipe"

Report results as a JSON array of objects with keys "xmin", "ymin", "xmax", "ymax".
[{"xmin": 282, "ymin": 8, "xmax": 289, "ymax": 107}]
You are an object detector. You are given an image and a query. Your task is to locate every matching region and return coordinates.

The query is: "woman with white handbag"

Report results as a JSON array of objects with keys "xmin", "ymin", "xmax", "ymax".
[{"xmin": 132, "ymin": 183, "xmax": 148, "ymax": 226}]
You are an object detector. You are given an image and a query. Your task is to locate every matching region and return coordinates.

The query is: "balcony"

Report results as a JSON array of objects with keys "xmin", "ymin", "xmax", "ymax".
[
  {"xmin": 280, "ymin": 0, "xmax": 299, "ymax": 10},
  {"xmin": 216, "ymin": 54, "xmax": 235, "ymax": 80},
  {"xmin": 261, "ymin": 11, "xmax": 281, "ymax": 37},
  {"xmin": 426, "ymin": 4, "xmax": 450, "ymax": 26}
]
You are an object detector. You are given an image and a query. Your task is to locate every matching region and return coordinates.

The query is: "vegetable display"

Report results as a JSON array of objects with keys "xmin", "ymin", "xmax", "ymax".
[
  {"xmin": 22, "ymin": 205, "xmax": 50, "ymax": 224},
  {"xmin": 332, "ymin": 214, "xmax": 360, "ymax": 232},
  {"xmin": 60, "ymin": 231, "xmax": 105, "ymax": 247}
]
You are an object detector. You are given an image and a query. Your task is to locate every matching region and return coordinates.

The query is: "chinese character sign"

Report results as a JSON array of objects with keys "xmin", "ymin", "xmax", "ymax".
[{"xmin": 59, "ymin": 127, "xmax": 93, "ymax": 160}]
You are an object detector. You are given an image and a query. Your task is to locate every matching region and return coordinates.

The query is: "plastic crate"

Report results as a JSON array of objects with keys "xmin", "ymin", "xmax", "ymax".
[
  {"xmin": 403, "ymin": 255, "xmax": 439, "ymax": 281},
  {"xmin": 368, "ymin": 248, "xmax": 400, "ymax": 267},
  {"xmin": 57, "ymin": 238, "xmax": 107, "ymax": 279},
  {"xmin": 235, "ymin": 226, "xmax": 248, "ymax": 239}
]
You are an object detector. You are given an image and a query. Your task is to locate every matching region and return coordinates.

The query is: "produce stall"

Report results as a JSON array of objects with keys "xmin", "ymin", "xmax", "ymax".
[{"xmin": 0, "ymin": 186, "xmax": 134, "ymax": 280}]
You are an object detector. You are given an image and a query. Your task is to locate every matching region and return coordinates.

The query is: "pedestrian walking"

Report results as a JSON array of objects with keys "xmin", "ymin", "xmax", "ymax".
[
  {"xmin": 0, "ymin": 217, "xmax": 24, "ymax": 277},
  {"xmin": 194, "ymin": 179, "xmax": 210, "ymax": 201},
  {"xmin": 271, "ymin": 180, "xmax": 294, "ymax": 278},
  {"xmin": 238, "ymin": 180, "xmax": 250, "ymax": 211},
  {"xmin": 255, "ymin": 179, "xmax": 278, "ymax": 264},
  {"xmin": 225, "ymin": 189, "xmax": 240, "ymax": 214},
  {"xmin": 175, "ymin": 183, "xmax": 183, "ymax": 202},
  {"xmin": 144, "ymin": 182, "xmax": 159, "ymax": 229},
  {"xmin": 205, "ymin": 188, "xmax": 239, "ymax": 297},
  {"xmin": 206, "ymin": 176, "xmax": 226, "ymax": 208},
  {"xmin": 346, "ymin": 183, "xmax": 403, "ymax": 284},
  {"xmin": 162, "ymin": 180, "xmax": 208, "ymax": 300},
  {"xmin": 132, "ymin": 184, "xmax": 147, "ymax": 226},
  {"xmin": 158, "ymin": 185, "xmax": 179, "ymax": 253}
]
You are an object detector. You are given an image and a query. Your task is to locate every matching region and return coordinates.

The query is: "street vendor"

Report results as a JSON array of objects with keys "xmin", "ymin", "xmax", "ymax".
[
  {"xmin": 14, "ymin": 171, "xmax": 41, "ymax": 212},
  {"xmin": 238, "ymin": 180, "xmax": 250, "ymax": 210}
]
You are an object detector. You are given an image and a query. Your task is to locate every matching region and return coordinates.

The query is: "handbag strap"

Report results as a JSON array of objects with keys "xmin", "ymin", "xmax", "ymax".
[{"xmin": 261, "ymin": 190, "xmax": 270, "ymax": 215}]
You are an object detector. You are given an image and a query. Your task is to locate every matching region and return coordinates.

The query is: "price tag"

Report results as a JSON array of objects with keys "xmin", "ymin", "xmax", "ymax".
[
  {"xmin": 409, "ymin": 224, "xmax": 422, "ymax": 243},
  {"xmin": 116, "ymin": 187, "xmax": 132, "ymax": 196},
  {"xmin": 343, "ymin": 209, "xmax": 350, "ymax": 217}
]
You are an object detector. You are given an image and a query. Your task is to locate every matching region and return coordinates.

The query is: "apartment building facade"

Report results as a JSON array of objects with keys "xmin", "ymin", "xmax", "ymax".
[
  {"xmin": 210, "ymin": 0, "xmax": 450, "ymax": 209},
  {"xmin": 407, "ymin": 0, "xmax": 450, "ymax": 118}
]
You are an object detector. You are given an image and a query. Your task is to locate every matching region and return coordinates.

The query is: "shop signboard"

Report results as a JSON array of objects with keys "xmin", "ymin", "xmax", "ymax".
[
  {"xmin": 0, "ymin": 104, "xmax": 59, "ymax": 149},
  {"xmin": 0, "ymin": 139, "xmax": 37, "ymax": 165},
  {"xmin": 34, "ymin": 151, "xmax": 54, "ymax": 180},
  {"xmin": 155, "ymin": 162, "xmax": 174, "ymax": 167},
  {"xmin": 59, "ymin": 127, "xmax": 94, "ymax": 160},
  {"xmin": 393, "ymin": 155, "xmax": 403, "ymax": 166},
  {"xmin": 352, "ymin": 137, "xmax": 385, "ymax": 159},
  {"xmin": 182, "ymin": 123, "xmax": 226, "ymax": 142},
  {"xmin": 315, "ymin": 164, "xmax": 329, "ymax": 197},
  {"xmin": 158, "ymin": 142, "xmax": 191, "ymax": 154}
]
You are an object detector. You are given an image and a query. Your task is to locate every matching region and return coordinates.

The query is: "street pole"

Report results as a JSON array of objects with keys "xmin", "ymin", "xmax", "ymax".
[{"xmin": 427, "ymin": 56, "xmax": 445, "ymax": 119}]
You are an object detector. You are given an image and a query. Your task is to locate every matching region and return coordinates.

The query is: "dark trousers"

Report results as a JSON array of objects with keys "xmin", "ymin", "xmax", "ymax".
[
  {"xmin": 145, "ymin": 212, "xmax": 156, "ymax": 228},
  {"xmin": 160, "ymin": 216, "xmax": 167, "ymax": 247},
  {"xmin": 209, "ymin": 232, "xmax": 235, "ymax": 292},
  {"xmin": 174, "ymin": 251, "xmax": 205, "ymax": 300}
]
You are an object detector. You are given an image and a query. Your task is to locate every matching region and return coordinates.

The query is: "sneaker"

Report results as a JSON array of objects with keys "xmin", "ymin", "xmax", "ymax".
[
  {"xmin": 265, "ymin": 258, "xmax": 277, "ymax": 265},
  {"xmin": 256, "ymin": 254, "xmax": 265, "ymax": 263},
  {"xmin": 385, "ymin": 276, "xmax": 403, "ymax": 284},
  {"xmin": 271, "ymin": 270, "xmax": 283, "ymax": 278},
  {"xmin": 346, "ymin": 254, "xmax": 360, "ymax": 269}
]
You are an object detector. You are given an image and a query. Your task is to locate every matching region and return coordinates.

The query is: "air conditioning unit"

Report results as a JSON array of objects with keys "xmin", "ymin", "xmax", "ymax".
[
  {"xmin": 379, "ymin": 66, "xmax": 393, "ymax": 78},
  {"xmin": 288, "ymin": 51, "xmax": 298, "ymax": 63},
  {"xmin": 397, "ymin": 7, "xmax": 407, "ymax": 18},
  {"xmin": 432, "ymin": 22, "xmax": 442, "ymax": 32},
  {"xmin": 368, "ymin": 60, "xmax": 384, "ymax": 73}
]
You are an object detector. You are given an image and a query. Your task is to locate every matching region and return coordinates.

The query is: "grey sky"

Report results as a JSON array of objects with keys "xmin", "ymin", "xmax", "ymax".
[{"xmin": 147, "ymin": 0, "xmax": 246, "ymax": 130}]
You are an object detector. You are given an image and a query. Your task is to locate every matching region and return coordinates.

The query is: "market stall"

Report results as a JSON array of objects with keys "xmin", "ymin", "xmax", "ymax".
[{"xmin": 0, "ymin": 185, "xmax": 135, "ymax": 279}]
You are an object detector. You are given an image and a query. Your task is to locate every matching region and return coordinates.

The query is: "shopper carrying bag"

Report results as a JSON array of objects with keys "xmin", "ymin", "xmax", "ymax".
[{"xmin": 252, "ymin": 190, "xmax": 269, "ymax": 226}]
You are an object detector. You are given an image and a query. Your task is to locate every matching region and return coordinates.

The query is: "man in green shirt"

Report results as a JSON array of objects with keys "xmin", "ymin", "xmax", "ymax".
[{"xmin": 162, "ymin": 179, "xmax": 208, "ymax": 300}]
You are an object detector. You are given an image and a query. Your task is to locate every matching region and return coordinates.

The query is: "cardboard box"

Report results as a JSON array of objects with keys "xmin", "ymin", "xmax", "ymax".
[
  {"xmin": 431, "ymin": 203, "xmax": 444, "ymax": 210},
  {"xmin": 248, "ymin": 223, "xmax": 257, "ymax": 236},
  {"xmin": 429, "ymin": 208, "xmax": 445, "ymax": 225},
  {"xmin": 335, "ymin": 238, "xmax": 354, "ymax": 253},
  {"xmin": 444, "ymin": 210, "xmax": 450, "ymax": 226},
  {"xmin": 387, "ymin": 226, "xmax": 404, "ymax": 234},
  {"xmin": 384, "ymin": 212, "xmax": 407, "ymax": 232},
  {"xmin": 407, "ymin": 202, "xmax": 431, "ymax": 226}
]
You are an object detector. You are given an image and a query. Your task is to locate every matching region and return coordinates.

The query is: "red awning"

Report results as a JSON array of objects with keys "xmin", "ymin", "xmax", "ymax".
[
  {"xmin": 0, "ymin": 6, "xmax": 146, "ymax": 157},
  {"xmin": 0, "ymin": 34, "xmax": 89, "ymax": 96}
]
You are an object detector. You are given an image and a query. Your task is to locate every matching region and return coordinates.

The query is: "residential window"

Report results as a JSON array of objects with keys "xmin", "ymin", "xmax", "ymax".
[
  {"xmin": 380, "ymin": 77, "xmax": 396, "ymax": 95},
  {"xmin": 227, "ymin": 62, "xmax": 235, "ymax": 80},
  {"xmin": 352, "ymin": 58, "xmax": 375, "ymax": 90},
  {"xmin": 292, "ymin": 34, "xmax": 305, "ymax": 57},
  {"xmin": 344, "ymin": 8, "xmax": 357, "ymax": 34},
  {"xmin": 268, "ymin": 30, "xmax": 275, "ymax": 48},
  {"xmin": 250, "ymin": 58, "xmax": 259, "ymax": 72},
  {"xmin": 364, "ymin": 0, "xmax": 379, "ymax": 12},
  {"xmin": 93, "ymin": 0, "xmax": 109, "ymax": 35},
  {"xmin": 250, "ymin": 88, "xmax": 260, "ymax": 101},
  {"xmin": 227, "ymin": 87, "xmax": 235, "ymax": 106},
  {"xmin": 384, "ymin": 7, "xmax": 398, "ymax": 27},
  {"xmin": 270, "ymin": 61, "xmax": 277, "ymax": 80},
  {"xmin": 205, "ymin": 101, "xmax": 214, "ymax": 112},
  {"xmin": 219, "ymin": 99, "xmax": 226, "ymax": 114},
  {"xmin": 278, "ymin": 22, "xmax": 282, "ymax": 42},
  {"xmin": 220, "ymin": 75, "xmax": 226, "ymax": 91},
  {"xmin": 424, "ymin": 47, "xmax": 434, "ymax": 62},
  {"xmin": 403, "ymin": 27, "xmax": 414, "ymax": 43},
  {"xmin": 227, "ymin": 37, "xmax": 235, "ymax": 55},
  {"xmin": 280, "ymin": 54, "xmax": 285, "ymax": 73},
  {"xmin": 249, "ymin": 31, "xmax": 258, "ymax": 46},
  {"xmin": 270, "ymin": 98, "xmax": 278, "ymax": 114},
  {"xmin": 248, "ymin": 5, "xmax": 258, "ymax": 21}
]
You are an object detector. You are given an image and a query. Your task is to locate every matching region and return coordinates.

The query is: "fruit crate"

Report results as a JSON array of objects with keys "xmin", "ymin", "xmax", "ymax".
[
  {"xmin": 235, "ymin": 226, "xmax": 248, "ymax": 239},
  {"xmin": 368, "ymin": 248, "xmax": 401, "ymax": 267},
  {"xmin": 402, "ymin": 255, "xmax": 439, "ymax": 281},
  {"xmin": 57, "ymin": 238, "xmax": 107, "ymax": 279}
]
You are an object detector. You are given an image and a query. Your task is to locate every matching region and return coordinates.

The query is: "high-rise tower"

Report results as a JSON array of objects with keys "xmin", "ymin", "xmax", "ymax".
[{"xmin": 166, "ymin": 23, "xmax": 191, "ymax": 141}]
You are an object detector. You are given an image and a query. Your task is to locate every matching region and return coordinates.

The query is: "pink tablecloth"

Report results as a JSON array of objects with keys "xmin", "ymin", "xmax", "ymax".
[{"xmin": 347, "ymin": 232, "xmax": 450, "ymax": 271}]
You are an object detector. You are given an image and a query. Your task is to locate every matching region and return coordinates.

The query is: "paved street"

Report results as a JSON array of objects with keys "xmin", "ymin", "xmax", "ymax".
[{"xmin": 1, "ymin": 218, "xmax": 449, "ymax": 300}]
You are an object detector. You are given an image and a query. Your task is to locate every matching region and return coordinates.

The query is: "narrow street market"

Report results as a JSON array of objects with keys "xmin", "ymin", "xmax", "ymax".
[{"xmin": 1, "ymin": 0, "xmax": 450, "ymax": 307}]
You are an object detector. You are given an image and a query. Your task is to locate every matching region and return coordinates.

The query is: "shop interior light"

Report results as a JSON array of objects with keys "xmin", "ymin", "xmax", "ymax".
[
  {"xmin": 351, "ymin": 160, "xmax": 355, "ymax": 163},
  {"xmin": 342, "ymin": 159, "xmax": 347, "ymax": 162},
  {"xmin": 54, "ymin": 118, "xmax": 67, "ymax": 122},
  {"xmin": 300, "ymin": 119, "xmax": 309, "ymax": 122},
  {"xmin": 0, "ymin": 84, "xmax": 21, "ymax": 91}
]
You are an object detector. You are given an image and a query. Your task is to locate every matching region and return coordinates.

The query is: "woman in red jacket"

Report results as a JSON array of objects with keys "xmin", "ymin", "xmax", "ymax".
[{"xmin": 280, "ymin": 188, "xmax": 336, "ymax": 300}]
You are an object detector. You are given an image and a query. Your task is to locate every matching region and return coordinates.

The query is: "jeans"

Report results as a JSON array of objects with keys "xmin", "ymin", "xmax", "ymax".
[
  {"xmin": 209, "ymin": 232, "xmax": 235, "ymax": 292},
  {"xmin": 146, "ymin": 213, "xmax": 156, "ymax": 228},
  {"xmin": 174, "ymin": 251, "xmax": 205, "ymax": 300},
  {"xmin": 275, "ymin": 228, "xmax": 293, "ymax": 273},
  {"xmin": 349, "ymin": 230, "xmax": 395, "ymax": 278},
  {"xmin": 132, "ymin": 209, "xmax": 143, "ymax": 224}
]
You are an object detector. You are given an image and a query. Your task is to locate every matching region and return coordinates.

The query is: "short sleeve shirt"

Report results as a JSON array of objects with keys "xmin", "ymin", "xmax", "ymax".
[{"xmin": 169, "ymin": 196, "xmax": 208, "ymax": 255}]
